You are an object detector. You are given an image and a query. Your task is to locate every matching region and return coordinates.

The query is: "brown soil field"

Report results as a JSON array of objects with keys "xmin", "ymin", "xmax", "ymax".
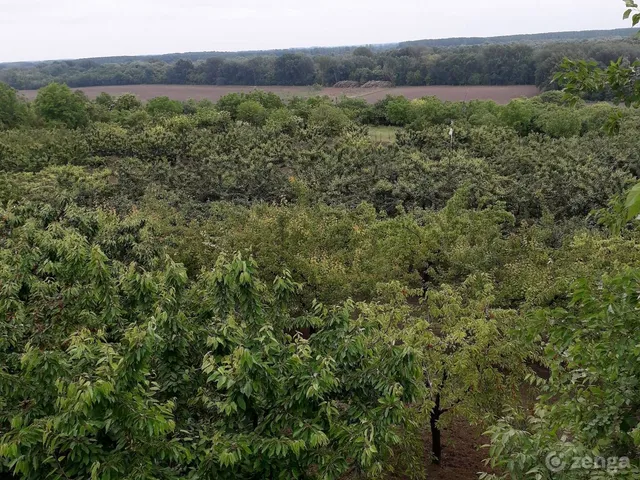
[{"xmin": 19, "ymin": 84, "xmax": 539, "ymax": 104}]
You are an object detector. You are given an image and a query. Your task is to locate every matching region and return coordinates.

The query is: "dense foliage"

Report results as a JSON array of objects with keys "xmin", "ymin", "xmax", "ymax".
[
  {"xmin": 1, "ymin": 35, "xmax": 640, "ymax": 91},
  {"xmin": 477, "ymin": 6, "xmax": 640, "ymax": 479},
  {"xmin": 2, "ymin": 69, "xmax": 640, "ymax": 479},
  {"xmin": 398, "ymin": 28, "xmax": 640, "ymax": 48}
]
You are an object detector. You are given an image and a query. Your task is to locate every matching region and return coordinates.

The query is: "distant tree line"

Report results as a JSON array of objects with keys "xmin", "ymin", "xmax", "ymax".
[
  {"xmin": 398, "ymin": 27, "xmax": 640, "ymax": 48},
  {"xmin": 1, "ymin": 38, "xmax": 640, "ymax": 90}
]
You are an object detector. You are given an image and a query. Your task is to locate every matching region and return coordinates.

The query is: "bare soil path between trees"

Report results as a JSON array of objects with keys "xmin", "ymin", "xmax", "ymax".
[{"xmin": 20, "ymin": 85, "xmax": 540, "ymax": 104}]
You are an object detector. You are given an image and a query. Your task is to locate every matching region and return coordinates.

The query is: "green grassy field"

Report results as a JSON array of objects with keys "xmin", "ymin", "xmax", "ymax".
[{"xmin": 368, "ymin": 126, "xmax": 400, "ymax": 143}]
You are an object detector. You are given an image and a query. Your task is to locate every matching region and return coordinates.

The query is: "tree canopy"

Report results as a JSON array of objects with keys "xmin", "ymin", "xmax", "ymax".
[
  {"xmin": 2, "ymin": 39, "xmax": 640, "ymax": 477},
  {"xmin": 2, "ymin": 35, "xmax": 640, "ymax": 93}
]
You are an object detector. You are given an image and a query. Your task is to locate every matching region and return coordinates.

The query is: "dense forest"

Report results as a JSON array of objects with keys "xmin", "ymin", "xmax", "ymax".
[
  {"xmin": 1, "ymin": 34, "xmax": 640, "ymax": 91},
  {"xmin": 399, "ymin": 27, "xmax": 640, "ymax": 47},
  {"xmin": 1, "ymin": 66, "xmax": 640, "ymax": 479},
  {"xmin": 0, "ymin": 45, "xmax": 370, "ymax": 70},
  {"xmin": 3, "ymin": 27, "xmax": 635, "ymax": 70}
]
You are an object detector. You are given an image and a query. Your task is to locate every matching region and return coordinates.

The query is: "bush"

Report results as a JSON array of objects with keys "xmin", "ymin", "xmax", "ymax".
[
  {"xmin": 307, "ymin": 104, "xmax": 350, "ymax": 135},
  {"xmin": 499, "ymin": 98, "xmax": 536, "ymax": 135},
  {"xmin": 244, "ymin": 90, "xmax": 284, "ymax": 110},
  {"xmin": 34, "ymin": 83, "xmax": 89, "ymax": 128},
  {"xmin": 0, "ymin": 82, "xmax": 29, "ymax": 129},
  {"xmin": 412, "ymin": 96, "xmax": 462, "ymax": 126},
  {"xmin": 335, "ymin": 97, "xmax": 371, "ymax": 122},
  {"xmin": 236, "ymin": 100, "xmax": 268, "ymax": 125},
  {"xmin": 0, "ymin": 204, "xmax": 421, "ymax": 479},
  {"xmin": 265, "ymin": 108, "xmax": 302, "ymax": 134},
  {"xmin": 216, "ymin": 92, "xmax": 245, "ymax": 117},
  {"xmin": 386, "ymin": 96, "xmax": 416, "ymax": 126},
  {"xmin": 114, "ymin": 93, "xmax": 142, "ymax": 111},
  {"xmin": 535, "ymin": 105, "xmax": 581, "ymax": 138},
  {"xmin": 580, "ymin": 102, "xmax": 621, "ymax": 133},
  {"xmin": 146, "ymin": 96, "xmax": 184, "ymax": 117}
]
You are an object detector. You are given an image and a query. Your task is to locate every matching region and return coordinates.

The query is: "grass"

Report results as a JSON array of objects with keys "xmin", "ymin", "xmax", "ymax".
[{"xmin": 368, "ymin": 126, "xmax": 400, "ymax": 143}]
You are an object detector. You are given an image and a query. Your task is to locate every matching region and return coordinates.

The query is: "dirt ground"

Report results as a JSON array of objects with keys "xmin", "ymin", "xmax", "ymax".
[
  {"xmin": 422, "ymin": 419, "xmax": 494, "ymax": 480},
  {"xmin": 19, "ymin": 84, "xmax": 539, "ymax": 104},
  {"xmin": 341, "ymin": 418, "xmax": 495, "ymax": 480}
]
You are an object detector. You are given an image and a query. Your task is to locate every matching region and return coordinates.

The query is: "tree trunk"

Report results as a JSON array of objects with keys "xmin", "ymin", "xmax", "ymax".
[{"xmin": 430, "ymin": 392, "xmax": 443, "ymax": 464}]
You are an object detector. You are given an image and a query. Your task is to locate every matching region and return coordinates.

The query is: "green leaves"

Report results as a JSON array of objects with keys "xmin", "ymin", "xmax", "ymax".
[
  {"xmin": 624, "ymin": 182, "xmax": 640, "ymax": 221},
  {"xmin": 194, "ymin": 255, "xmax": 418, "ymax": 478},
  {"xmin": 34, "ymin": 83, "xmax": 90, "ymax": 129},
  {"xmin": 622, "ymin": 0, "xmax": 640, "ymax": 26},
  {"xmin": 0, "ymin": 206, "xmax": 419, "ymax": 479},
  {"xmin": 556, "ymin": 3, "xmax": 640, "ymax": 114},
  {"xmin": 485, "ymin": 269, "xmax": 640, "ymax": 478},
  {"xmin": 0, "ymin": 83, "xmax": 29, "ymax": 130},
  {"xmin": 4, "ymin": 33, "xmax": 640, "ymax": 480}
]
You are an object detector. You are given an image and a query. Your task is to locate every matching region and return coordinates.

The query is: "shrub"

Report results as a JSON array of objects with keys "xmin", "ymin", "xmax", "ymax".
[
  {"xmin": 0, "ymin": 82, "xmax": 29, "ymax": 129},
  {"xmin": 34, "ymin": 83, "xmax": 89, "ymax": 129},
  {"xmin": 535, "ymin": 105, "xmax": 581, "ymax": 138},
  {"xmin": 236, "ymin": 100, "xmax": 268, "ymax": 125},
  {"xmin": 146, "ymin": 96, "xmax": 184, "ymax": 117},
  {"xmin": 0, "ymin": 204, "xmax": 422, "ymax": 479},
  {"xmin": 307, "ymin": 104, "xmax": 350, "ymax": 135}
]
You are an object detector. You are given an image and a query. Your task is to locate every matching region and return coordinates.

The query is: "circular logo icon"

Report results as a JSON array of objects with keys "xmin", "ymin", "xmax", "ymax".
[{"xmin": 546, "ymin": 452, "xmax": 566, "ymax": 473}]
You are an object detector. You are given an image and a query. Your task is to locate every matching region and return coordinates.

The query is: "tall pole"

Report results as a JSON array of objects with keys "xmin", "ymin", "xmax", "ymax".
[{"xmin": 449, "ymin": 121, "xmax": 454, "ymax": 149}]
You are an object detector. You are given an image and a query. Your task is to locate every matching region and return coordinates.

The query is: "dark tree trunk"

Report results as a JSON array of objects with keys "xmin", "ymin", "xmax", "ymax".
[{"xmin": 430, "ymin": 391, "xmax": 443, "ymax": 464}]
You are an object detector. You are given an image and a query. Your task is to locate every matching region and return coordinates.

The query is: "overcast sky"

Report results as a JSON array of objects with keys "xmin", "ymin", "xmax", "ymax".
[{"xmin": 0, "ymin": 0, "xmax": 631, "ymax": 62}]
